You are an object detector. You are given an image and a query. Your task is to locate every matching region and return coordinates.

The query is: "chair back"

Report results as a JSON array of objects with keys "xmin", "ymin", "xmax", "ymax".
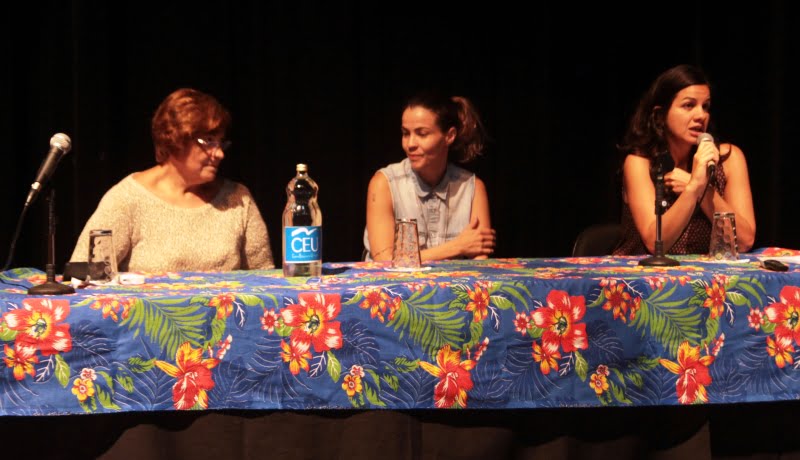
[{"xmin": 572, "ymin": 223, "xmax": 622, "ymax": 257}]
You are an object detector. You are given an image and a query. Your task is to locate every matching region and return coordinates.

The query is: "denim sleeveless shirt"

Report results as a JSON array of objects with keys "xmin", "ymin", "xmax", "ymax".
[{"xmin": 363, "ymin": 158, "xmax": 475, "ymax": 259}]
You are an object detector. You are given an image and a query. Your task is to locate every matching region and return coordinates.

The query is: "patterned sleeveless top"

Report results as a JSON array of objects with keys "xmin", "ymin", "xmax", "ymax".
[
  {"xmin": 363, "ymin": 158, "xmax": 475, "ymax": 259},
  {"xmin": 613, "ymin": 156, "xmax": 728, "ymax": 255}
]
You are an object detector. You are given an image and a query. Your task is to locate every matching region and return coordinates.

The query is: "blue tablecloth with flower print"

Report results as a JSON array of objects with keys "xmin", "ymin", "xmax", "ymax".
[{"xmin": 2, "ymin": 248, "xmax": 800, "ymax": 416}]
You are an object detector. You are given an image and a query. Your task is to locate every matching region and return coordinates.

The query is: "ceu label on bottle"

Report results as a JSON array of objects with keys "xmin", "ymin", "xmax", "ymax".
[{"xmin": 284, "ymin": 226, "xmax": 322, "ymax": 262}]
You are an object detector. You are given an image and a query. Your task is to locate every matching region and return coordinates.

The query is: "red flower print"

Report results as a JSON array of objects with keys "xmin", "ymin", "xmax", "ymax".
[
  {"xmin": 281, "ymin": 339, "xmax": 311, "ymax": 375},
  {"xmin": 762, "ymin": 248, "xmax": 800, "ymax": 257},
  {"xmin": 260, "ymin": 310, "xmax": 279, "ymax": 334},
  {"xmin": 465, "ymin": 285, "xmax": 490, "ymax": 323},
  {"xmin": 90, "ymin": 295, "xmax": 123, "ymax": 321},
  {"xmin": 599, "ymin": 278, "xmax": 618, "ymax": 288},
  {"xmin": 703, "ymin": 281, "xmax": 726, "ymax": 319},
  {"xmin": 118, "ymin": 298, "xmax": 134, "ymax": 321},
  {"xmin": 659, "ymin": 341, "xmax": 714, "ymax": 404},
  {"xmin": 602, "ymin": 283, "xmax": 631, "ymax": 323},
  {"xmin": 419, "ymin": 345, "xmax": 476, "ymax": 408},
  {"xmin": 3, "ymin": 298, "xmax": 72, "ymax": 356},
  {"xmin": 630, "ymin": 297, "xmax": 642, "ymax": 321},
  {"xmin": 155, "ymin": 342, "xmax": 220, "ymax": 410},
  {"xmin": 349, "ymin": 365, "xmax": 365, "ymax": 378},
  {"xmin": 669, "ymin": 275, "xmax": 692, "ymax": 286},
  {"xmin": 80, "ymin": 368, "xmax": 97, "ymax": 381},
  {"xmin": 596, "ymin": 364, "xmax": 610, "ymax": 376},
  {"xmin": 589, "ymin": 372, "xmax": 609, "ymax": 395},
  {"xmin": 3, "ymin": 343, "xmax": 38, "ymax": 381},
  {"xmin": 709, "ymin": 333, "xmax": 725, "ymax": 357},
  {"xmin": 216, "ymin": 335, "xmax": 232, "ymax": 359},
  {"xmin": 281, "ymin": 293, "xmax": 343, "ymax": 353},
  {"xmin": 360, "ymin": 288, "xmax": 391, "ymax": 322},
  {"xmin": 342, "ymin": 374, "xmax": 363, "ymax": 397},
  {"xmin": 475, "ymin": 280, "xmax": 493, "ymax": 291},
  {"xmin": 208, "ymin": 294, "xmax": 236, "ymax": 320},
  {"xmin": 514, "ymin": 312, "xmax": 531, "ymax": 335},
  {"xmin": 765, "ymin": 286, "xmax": 800, "ymax": 345},
  {"xmin": 532, "ymin": 290, "xmax": 588, "ymax": 353},
  {"xmin": 486, "ymin": 262, "xmax": 524, "ymax": 269},
  {"xmin": 471, "ymin": 337, "xmax": 490, "ymax": 362},
  {"xmin": 748, "ymin": 308, "xmax": 764, "ymax": 330},
  {"xmin": 388, "ymin": 297, "xmax": 403, "ymax": 321},
  {"xmin": 532, "ymin": 340, "xmax": 561, "ymax": 375},
  {"xmin": 405, "ymin": 282, "xmax": 426, "ymax": 292},
  {"xmin": 645, "ymin": 277, "xmax": 665, "ymax": 290},
  {"xmin": 767, "ymin": 335, "xmax": 795, "ymax": 369}
]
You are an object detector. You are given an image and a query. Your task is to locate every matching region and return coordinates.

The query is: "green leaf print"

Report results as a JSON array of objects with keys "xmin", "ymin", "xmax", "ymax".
[
  {"xmin": 55, "ymin": 354, "xmax": 70, "ymax": 388},
  {"xmin": 632, "ymin": 294, "xmax": 703, "ymax": 357},
  {"xmin": 388, "ymin": 299, "xmax": 463, "ymax": 359},
  {"xmin": 327, "ymin": 351, "xmax": 342, "ymax": 383},
  {"xmin": 121, "ymin": 299, "xmax": 206, "ymax": 358}
]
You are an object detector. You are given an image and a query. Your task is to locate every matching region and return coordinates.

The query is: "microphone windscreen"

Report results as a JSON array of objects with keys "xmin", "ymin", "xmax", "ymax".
[
  {"xmin": 50, "ymin": 133, "xmax": 72, "ymax": 153},
  {"xmin": 697, "ymin": 132, "xmax": 714, "ymax": 145}
]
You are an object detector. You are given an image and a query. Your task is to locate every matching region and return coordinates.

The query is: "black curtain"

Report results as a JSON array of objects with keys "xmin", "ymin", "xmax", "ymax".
[{"xmin": 2, "ymin": 1, "xmax": 797, "ymax": 269}]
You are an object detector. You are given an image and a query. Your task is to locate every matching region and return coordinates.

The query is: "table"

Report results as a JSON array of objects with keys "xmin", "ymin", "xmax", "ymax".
[{"xmin": 2, "ymin": 249, "xmax": 800, "ymax": 458}]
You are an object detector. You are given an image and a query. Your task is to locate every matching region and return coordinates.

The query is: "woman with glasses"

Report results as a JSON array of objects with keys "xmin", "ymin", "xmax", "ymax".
[
  {"xmin": 70, "ymin": 88, "xmax": 274, "ymax": 272},
  {"xmin": 364, "ymin": 92, "xmax": 496, "ymax": 261}
]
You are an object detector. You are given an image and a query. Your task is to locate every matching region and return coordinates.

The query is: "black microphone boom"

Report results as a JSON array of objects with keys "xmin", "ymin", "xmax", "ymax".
[
  {"xmin": 697, "ymin": 132, "xmax": 716, "ymax": 179},
  {"xmin": 25, "ymin": 133, "xmax": 72, "ymax": 207}
]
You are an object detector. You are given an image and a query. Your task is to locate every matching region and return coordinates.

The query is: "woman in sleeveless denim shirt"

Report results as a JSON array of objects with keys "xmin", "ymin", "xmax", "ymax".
[{"xmin": 364, "ymin": 93, "xmax": 496, "ymax": 261}]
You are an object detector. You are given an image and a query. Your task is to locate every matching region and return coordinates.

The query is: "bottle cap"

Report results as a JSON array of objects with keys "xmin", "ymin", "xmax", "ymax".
[{"xmin": 296, "ymin": 163, "xmax": 308, "ymax": 172}]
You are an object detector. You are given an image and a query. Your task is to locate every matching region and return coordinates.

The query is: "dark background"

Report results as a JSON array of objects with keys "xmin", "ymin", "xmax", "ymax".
[{"xmin": 1, "ymin": 1, "xmax": 797, "ymax": 270}]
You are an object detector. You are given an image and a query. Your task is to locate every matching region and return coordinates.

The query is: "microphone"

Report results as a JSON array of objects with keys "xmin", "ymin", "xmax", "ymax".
[
  {"xmin": 25, "ymin": 133, "xmax": 72, "ymax": 207},
  {"xmin": 697, "ymin": 132, "xmax": 716, "ymax": 179}
]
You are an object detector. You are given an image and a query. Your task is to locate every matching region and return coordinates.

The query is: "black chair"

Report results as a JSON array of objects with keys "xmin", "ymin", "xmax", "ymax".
[{"xmin": 571, "ymin": 223, "xmax": 622, "ymax": 257}]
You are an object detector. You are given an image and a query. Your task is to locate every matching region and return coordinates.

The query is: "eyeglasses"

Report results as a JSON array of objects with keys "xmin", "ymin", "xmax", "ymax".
[{"xmin": 196, "ymin": 138, "xmax": 231, "ymax": 153}]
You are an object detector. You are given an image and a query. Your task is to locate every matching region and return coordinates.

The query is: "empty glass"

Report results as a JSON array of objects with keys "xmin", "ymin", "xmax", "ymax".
[
  {"xmin": 709, "ymin": 212, "xmax": 738, "ymax": 261},
  {"xmin": 88, "ymin": 229, "xmax": 118, "ymax": 283},
  {"xmin": 392, "ymin": 219, "xmax": 421, "ymax": 269}
]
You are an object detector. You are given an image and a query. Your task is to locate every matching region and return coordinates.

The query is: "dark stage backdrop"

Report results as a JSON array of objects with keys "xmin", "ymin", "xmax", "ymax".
[{"xmin": 1, "ymin": 2, "xmax": 797, "ymax": 270}]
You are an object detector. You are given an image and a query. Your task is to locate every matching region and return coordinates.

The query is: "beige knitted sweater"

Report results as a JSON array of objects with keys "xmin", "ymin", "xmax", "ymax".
[{"xmin": 70, "ymin": 174, "xmax": 274, "ymax": 272}]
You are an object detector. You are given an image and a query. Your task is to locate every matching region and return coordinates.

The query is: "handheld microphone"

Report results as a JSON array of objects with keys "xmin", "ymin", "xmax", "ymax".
[
  {"xmin": 25, "ymin": 133, "xmax": 72, "ymax": 207},
  {"xmin": 697, "ymin": 132, "xmax": 716, "ymax": 179}
]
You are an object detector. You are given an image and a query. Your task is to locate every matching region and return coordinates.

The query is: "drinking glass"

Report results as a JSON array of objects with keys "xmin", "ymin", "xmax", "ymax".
[
  {"xmin": 88, "ymin": 229, "xmax": 118, "ymax": 283},
  {"xmin": 709, "ymin": 212, "xmax": 738, "ymax": 260},
  {"xmin": 392, "ymin": 219, "xmax": 421, "ymax": 269}
]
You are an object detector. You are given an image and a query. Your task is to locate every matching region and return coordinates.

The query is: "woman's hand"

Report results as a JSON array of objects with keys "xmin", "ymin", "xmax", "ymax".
[
  {"xmin": 691, "ymin": 140, "xmax": 720, "ymax": 187},
  {"xmin": 453, "ymin": 216, "xmax": 496, "ymax": 258},
  {"xmin": 664, "ymin": 168, "xmax": 691, "ymax": 194}
]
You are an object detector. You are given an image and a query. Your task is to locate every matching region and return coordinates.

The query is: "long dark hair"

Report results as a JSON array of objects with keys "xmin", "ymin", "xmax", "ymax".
[
  {"xmin": 405, "ymin": 92, "xmax": 487, "ymax": 163},
  {"xmin": 619, "ymin": 65, "xmax": 711, "ymax": 160}
]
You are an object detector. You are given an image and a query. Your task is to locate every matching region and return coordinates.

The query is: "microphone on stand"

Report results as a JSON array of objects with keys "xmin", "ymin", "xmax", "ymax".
[
  {"xmin": 26, "ymin": 133, "xmax": 72, "ymax": 207},
  {"xmin": 6, "ymin": 133, "xmax": 76, "ymax": 294},
  {"xmin": 639, "ymin": 151, "xmax": 680, "ymax": 267},
  {"xmin": 697, "ymin": 132, "xmax": 716, "ymax": 180}
]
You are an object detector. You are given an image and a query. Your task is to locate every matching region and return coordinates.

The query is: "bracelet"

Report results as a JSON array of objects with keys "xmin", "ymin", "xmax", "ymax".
[{"xmin": 372, "ymin": 246, "xmax": 392, "ymax": 258}]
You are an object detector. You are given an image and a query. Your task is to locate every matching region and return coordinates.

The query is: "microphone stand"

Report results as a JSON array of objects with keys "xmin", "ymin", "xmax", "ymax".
[
  {"xmin": 639, "ymin": 155, "xmax": 679, "ymax": 267},
  {"xmin": 28, "ymin": 188, "xmax": 75, "ymax": 295}
]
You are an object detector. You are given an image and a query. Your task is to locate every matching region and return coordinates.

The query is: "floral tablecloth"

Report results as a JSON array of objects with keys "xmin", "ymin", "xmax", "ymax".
[{"xmin": 2, "ymin": 248, "xmax": 800, "ymax": 415}]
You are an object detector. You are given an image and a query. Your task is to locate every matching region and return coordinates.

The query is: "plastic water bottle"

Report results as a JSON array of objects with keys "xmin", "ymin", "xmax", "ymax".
[{"xmin": 282, "ymin": 163, "xmax": 322, "ymax": 277}]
